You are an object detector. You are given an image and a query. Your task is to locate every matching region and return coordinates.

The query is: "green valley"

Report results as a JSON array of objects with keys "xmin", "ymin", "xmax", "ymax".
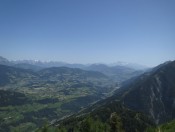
[{"xmin": 0, "ymin": 65, "xmax": 117, "ymax": 132}]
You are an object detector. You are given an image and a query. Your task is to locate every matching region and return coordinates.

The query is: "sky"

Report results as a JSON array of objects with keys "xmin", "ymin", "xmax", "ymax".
[{"xmin": 0, "ymin": 0, "xmax": 175, "ymax": 67}]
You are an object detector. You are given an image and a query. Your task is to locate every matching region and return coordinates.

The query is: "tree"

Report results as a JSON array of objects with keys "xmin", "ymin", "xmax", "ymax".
[{"xmin": 110, "ymin": 113, "xmax": 124, "ymax": 132}]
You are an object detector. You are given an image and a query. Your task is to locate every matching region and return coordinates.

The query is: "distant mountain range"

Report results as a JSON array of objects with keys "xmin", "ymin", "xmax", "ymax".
[
  {"xmin": 109, "ymin": 61, "xmax": 149, "ymax": 70},
  {"xmin": 0, "ymin": 56, "xmax": 149, "ymax": 70},
  {"xmin": 0, "ymin": 56, "xmax": 147, "ymax": 83}
]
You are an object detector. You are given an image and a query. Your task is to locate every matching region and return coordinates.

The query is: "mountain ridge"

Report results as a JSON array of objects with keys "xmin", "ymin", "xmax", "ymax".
[
  {"xmin": 0, "ymin": 56, "xmax": 146, "ymax": 83},
  {"xmin": 113, "ymin": 60, "xmax": 175, "ymax": 124}
]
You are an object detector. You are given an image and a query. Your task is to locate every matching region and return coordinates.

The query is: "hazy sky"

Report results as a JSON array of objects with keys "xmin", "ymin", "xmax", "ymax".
[{"xmin": 0, "ymin": 0, "xmax": 175, "ymax": 66}]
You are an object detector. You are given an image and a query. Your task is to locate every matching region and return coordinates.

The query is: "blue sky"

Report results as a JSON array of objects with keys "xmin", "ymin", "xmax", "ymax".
[{"xmin": 0, "ymin": 0, "xmax": 175, "ymax": 66}]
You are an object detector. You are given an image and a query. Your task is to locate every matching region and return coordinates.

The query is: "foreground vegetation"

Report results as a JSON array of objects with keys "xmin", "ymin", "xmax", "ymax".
[
  {"xmin": 37, "ymin": 119, "xmax": 175, "ymax": 132},
  {"xmin": 37, "ymin": 101, "xmax": 155, "ymax": 132}
]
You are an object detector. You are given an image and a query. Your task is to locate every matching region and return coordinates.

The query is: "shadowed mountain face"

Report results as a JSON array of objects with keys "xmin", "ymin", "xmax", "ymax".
[{"xmin": 114, "ymin": 61, "xmax": 175, "ymax": 124}]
